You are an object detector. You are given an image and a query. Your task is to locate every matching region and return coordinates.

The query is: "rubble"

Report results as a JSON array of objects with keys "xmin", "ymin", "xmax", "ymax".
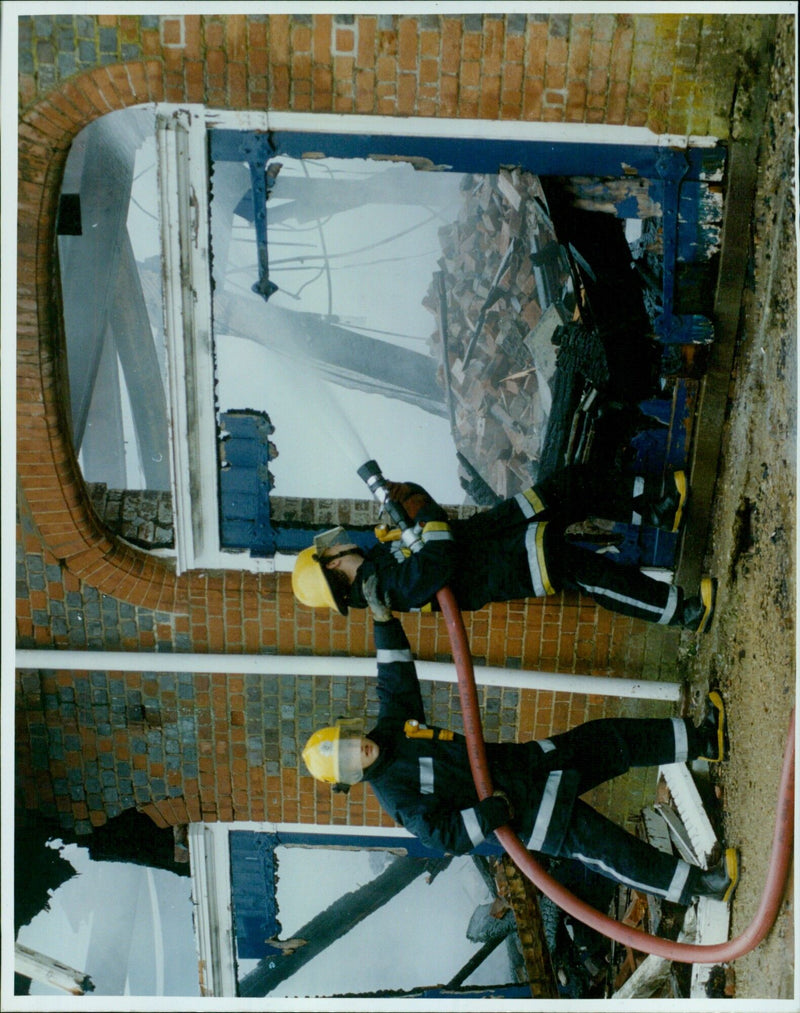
[{"xmin": 422, "ymin": 169, "xmax": 578, "ymax": 500}]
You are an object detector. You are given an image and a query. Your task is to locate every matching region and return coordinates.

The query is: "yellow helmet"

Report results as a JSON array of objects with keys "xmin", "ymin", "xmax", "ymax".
[
  {"xmin": 291, "ymin": 546, "xmax": 342, "ymax": 613},
  {"xmin": 289, "ymin": 534, "xmax": 348, "ymax": 611},
  {"xmin": 302, "ymin": 718, "xmax": 365, "ymax": 785}
]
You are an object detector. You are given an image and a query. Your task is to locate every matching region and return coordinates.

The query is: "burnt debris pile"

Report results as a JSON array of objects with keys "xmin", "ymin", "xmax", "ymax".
[{"xmin": 423, "ymin": 169, "xmax": 577, "ymax": 501}]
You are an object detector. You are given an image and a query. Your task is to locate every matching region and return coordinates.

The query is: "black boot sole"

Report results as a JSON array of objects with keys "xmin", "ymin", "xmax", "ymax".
[
  {"xmin": 719, "ymin": 847, "xmax": 739, "ymax": 904},
  {"xmin": 671, "ymin": 470, "xmax": 688, "ymax": 532},
  {"xmin": 695, "ymin": 576, "xmax": 717, "ymax": 634}
]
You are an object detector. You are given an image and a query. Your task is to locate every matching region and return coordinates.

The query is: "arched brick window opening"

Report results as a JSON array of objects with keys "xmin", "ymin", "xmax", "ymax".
[{"xmin": 17, "ymin": 12, "xmax": 742, "ymax": 615}]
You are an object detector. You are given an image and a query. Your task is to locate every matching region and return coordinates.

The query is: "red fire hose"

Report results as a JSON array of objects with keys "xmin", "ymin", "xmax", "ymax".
[{"xmin": 437, "ymin": 585, "xmax": 795, "ymax": 963}]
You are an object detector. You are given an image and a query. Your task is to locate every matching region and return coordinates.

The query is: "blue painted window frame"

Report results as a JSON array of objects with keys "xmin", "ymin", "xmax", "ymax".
[{"xmin": 210, "ymin": 126, "xmax": 726, "ymax": 561}]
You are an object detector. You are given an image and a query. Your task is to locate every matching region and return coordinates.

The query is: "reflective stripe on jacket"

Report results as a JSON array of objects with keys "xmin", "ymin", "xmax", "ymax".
[
  {"xmin": 363, "ymin": 618, "xmax": 577, "ymax": 856},
  {"xmin": 350, "ymin": 489, "xmax": 555, "ymax": 613}
]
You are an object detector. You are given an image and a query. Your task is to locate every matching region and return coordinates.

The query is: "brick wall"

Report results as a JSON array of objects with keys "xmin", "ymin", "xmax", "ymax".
[
  {"xmin": 15, "ymin": 12, "xmax": 774, "ymax": 838},
  {"xmin": 87, "ymin": 485, "xmax": 174, "ymax": 550},
  {"xmin": 17, "ymin": 494, "xmax": 675, "ymax": 834},
  {"xmin": 17, "ymin": 12, "xmax": 753, "ymax": 133}
]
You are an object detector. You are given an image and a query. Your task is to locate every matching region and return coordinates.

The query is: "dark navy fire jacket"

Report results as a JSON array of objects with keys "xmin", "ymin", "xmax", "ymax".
[
  {"xmin": 349, "ymin": 485, "xmax": 551, "ymax": 614},
  {"xmin": 362, "ymin": 617, "xmax": 579, "ymax": 856}
]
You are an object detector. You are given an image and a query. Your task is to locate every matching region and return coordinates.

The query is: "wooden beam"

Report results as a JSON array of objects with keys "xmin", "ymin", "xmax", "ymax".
[
  {"xmin": 494, "ymin": 856, "xmax": 559, "ymax": 998},
  {"xmin": 14, "ymin": 943, "xmax": 94, "ymax": 995}
]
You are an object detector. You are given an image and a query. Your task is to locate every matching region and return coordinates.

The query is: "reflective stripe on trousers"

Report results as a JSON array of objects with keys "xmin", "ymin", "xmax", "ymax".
[
  {"xmin": 576, "ymin": 579, "xmax": 679, "ymax": 624},
  {"xmin": 526, "ymin": 769, "xmax": 562, "ymax": 851},
  {"xmin": 524, "ymin": 522, "xmax": 554, "ymax": 597}
]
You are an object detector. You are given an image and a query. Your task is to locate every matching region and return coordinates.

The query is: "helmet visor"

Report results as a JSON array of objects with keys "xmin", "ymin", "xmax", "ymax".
[
  {"xmin": 311, "ymin": 528, "xmax": 354, "ymax": 616},
  {"xmin": 335, "ymin": 717, "xmax": 366, "ymax": 785},
  {"xmin": 313, "ymin": 526, "xmax": 348, "ymax": 556}
]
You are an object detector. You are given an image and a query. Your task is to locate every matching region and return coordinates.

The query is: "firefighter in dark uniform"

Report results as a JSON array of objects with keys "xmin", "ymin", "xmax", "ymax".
[
  {"xmin": 302, "ymin": 596, "xmax": 738, "ymax": 906},
  {"xmin": 292, "ymin": 465, "xmax": 716, "ymax": 632}
]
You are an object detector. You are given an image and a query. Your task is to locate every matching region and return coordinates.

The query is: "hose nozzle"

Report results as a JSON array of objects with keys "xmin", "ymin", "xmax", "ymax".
[
  {"xmin": 357, "ymin": 459, "xmax": 390, "ymax": 506},
  {"xmin": 358, "ymin": 459, "xmax": 423, "ymax": 552}
]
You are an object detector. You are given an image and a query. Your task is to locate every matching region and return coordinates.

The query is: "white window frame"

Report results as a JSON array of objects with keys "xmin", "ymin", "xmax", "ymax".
[
  {"xmin": 157, "ymin": 105, "xmax": 718, "ymax": 576},
  {"xmin": 157, "ymin": 106, "xmax": 222, "ymax": 576},
  {"xmin": 187, "ymin": 820, "xmax": 419, "ymax": 998}
]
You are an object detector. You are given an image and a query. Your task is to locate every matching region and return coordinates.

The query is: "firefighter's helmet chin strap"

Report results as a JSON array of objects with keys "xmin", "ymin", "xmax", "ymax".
[{"xmin": 314, "ymin": 547, "xmax": 363, "ymax": 565}]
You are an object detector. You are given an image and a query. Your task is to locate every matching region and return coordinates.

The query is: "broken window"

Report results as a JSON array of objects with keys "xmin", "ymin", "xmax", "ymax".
[
  {"xmin": 57, "ymin": 105, "xmax": 723, "ymax": 575},
  {"xmin": 57, "ymin": 106, "xmax": 169, "ymax": 494},
  {"xmin": 58, "ymin": 107, "xmax": 574, "ymax": 571},
  {"xmin": 192, "ymin": 823, "xmax": 519, "ymax": 998}
]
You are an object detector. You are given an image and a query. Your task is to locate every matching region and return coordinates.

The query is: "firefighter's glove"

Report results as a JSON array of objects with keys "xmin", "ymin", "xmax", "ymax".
[
  {"xmin": 490, "ymin": 789, "xmax": 515, "ymax": 824},
  {"xmin": 362, "ymin": 573, "xmax": 393, "ymax": 623},
  {"xmin": 385, "ymin": 481, "xmax": 430, "ymax": 522}
]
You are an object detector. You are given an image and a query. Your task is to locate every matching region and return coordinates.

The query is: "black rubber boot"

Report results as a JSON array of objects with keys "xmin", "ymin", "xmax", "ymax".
[
  {"xmin": 697, "ymin": 690, "xmax": 728, "ymax": 762},
  {"xmin": 693, "ymin": 848, "xmax": 739, "ymax": 903},
  {"xmin": 644, "ymin": 471, "xmax": 688, "ymax": 532},
  {"xmin": 676, "ymin": 577, "xmax": 717, "ymax": 633}
]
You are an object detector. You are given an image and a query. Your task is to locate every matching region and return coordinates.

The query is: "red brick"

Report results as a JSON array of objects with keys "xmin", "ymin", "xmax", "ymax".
[
  {"xmin": 183, "ymin": 16, "xmax": 201, "ymax": 59},
  {"xmin": 506, "ymin": 34, "xmax": 525, "ymax": 65},
  {"xmin": 462, "ymin": 31, "xmax": 482, "ymax": 61},
  {"xmin": 333, "ymin": 55, "xmax": 355, "ymax": 81},
  {"xmin": 141, "ymin": 29, "xmax": 161, "ymax": 58},
  {"xmin": 461, "ymin": 59, "xmax": 480, "ymax": 89},
  {"xmin": 312, "ymin": 14, "xmax": 332, "ymax": 62},
  {"xmin": 206, "ymin": 49, "xmax": 225, "ymax": 77},
  {"xmin": 23, "ymin": 103, "xmax": 71, "ymax": 142},
  {"xmin": 378, "ymin": 25, "xmax": 397, "ymax": 57},
  {"xmin": 126, "ymin": 61, "xmax": 151, "ymax": 102},
  {"xmin": 419, "ymin": 57, "xmax": 439, "ymax": 86},
  {"xmin": 522, "ymin": 77, "xmax": 544, "ymax": 120},
  {"xmin": 502, "ymin": 61, "xmax": 524, "ymax": 94},
  {"xmin": 545, "ymin": 63, "xmax": 567, "ymax": 91},
  {"xmin": 336, "ymin": 28, "xmax": 355, "ymax": 54},
  {"xmin": 269, "ymin": 15, "xmax": 290, "ymax": 65},
  {"xmin": 248, "ymin": 19, "xmax": 267, "ymax": 50},
  {"xmin": 441, "ymin": 19, "xmax": 462, "ymax": 75},
  {"xmin": 162, "ymin": 18, "xmax": 182, "ymax": 47},
  {"xmin": 185, "ymin": 60, "xmax": 204, "ymax": 103},
  {"xmin": 484, "ymin": 18, "xmax": 504, "ymax": 62},
  {"xmin": 607, "ymin": 80, "xmax": 629, "ymax": 123},
  {"xmin": 145, "ymin": 60, "xmax": 166, "ymax": 101},
  {"xmin": 610, "ymin": 24, "xmax": 634, "ymax": 81},
  {"xmin": 398, "ymin": 17, "xmax": 418, "ymax": 72},
  {"xmin": 565, "ymin": 81, "xmax": 587, "ymax": 120},
  {"xmin": 526, "ymin": 23, "xmax": 548, "ymax": 78},
  {"xmin": 74, "ymin": 74, "xmax": 114, "ymax": 115},
  {"xmin": 397, "ymin": 72, "xmax": 416, "ymax": 115},
  {"xmin": 439, "ymin": 74, "xmax": 458, "ymax": 117},
  {"xmin": 478, "ymin": 75, "xmax": 502, "ymax": 119},
  {"xmin": 203, "ymin": 85, "xmax": 225, "ymax": 107},
  {"xmin": 204, "ymin": 19, "xmax": 224, "ymax": 49},
  {"xmin": 101, "ymin": 68, "xmax": 130, "ymax": 110},
  {"xmin": 376, "ymin": 55, "xmax": 396, "ymax": 83},
  {"xmin": 357, "ymin": 17, "xmax": 376, "ymax": 69},
  {"xmin": 227, "ymin": 14, "xmax": 247, "ymax": 61},
  {"xmin": 20, "ymin": 74, "xmax": 37, "ymax": 107},
  {"xmin": 228, "ymin": 62, "xmax": 248, "ymax": 107}
]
